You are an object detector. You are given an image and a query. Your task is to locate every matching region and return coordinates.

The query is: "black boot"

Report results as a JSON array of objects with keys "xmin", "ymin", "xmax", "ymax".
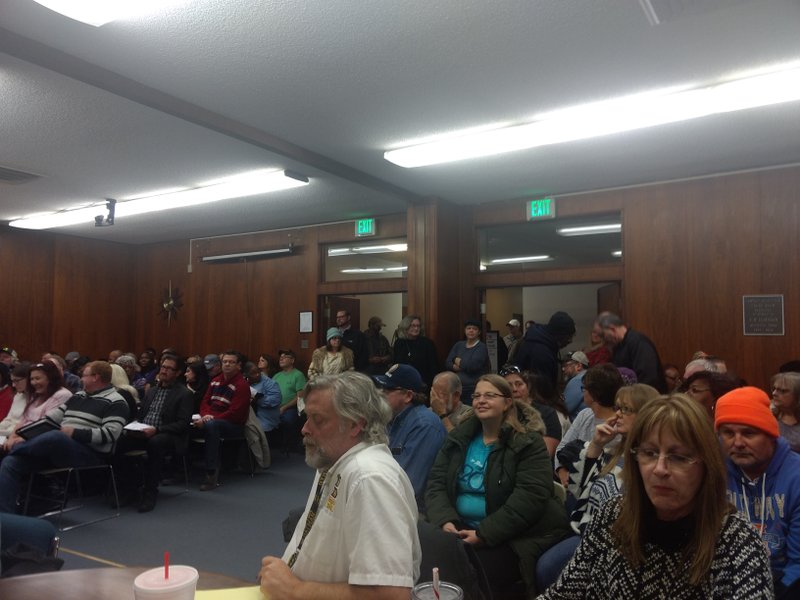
[{"xmin": 137, "ymin": 487, "xmax": 158, "ymax": 513}]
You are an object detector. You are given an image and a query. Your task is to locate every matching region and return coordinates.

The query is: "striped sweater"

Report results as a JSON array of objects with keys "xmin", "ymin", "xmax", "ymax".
[
  {"xmin": 45, "ymin": 385, "xmax": 129, "ymax": 454},
  {"xmin": 538, "ymin": 496, "xmax": 774, "ymax": 599}
]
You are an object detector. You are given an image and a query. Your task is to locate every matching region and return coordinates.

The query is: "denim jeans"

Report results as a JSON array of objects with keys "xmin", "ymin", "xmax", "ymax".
[
  {"xmin": 198, "ymin": 419, "xmax": 244, "ymax": 471},
  {"xmin": 0, "ymin": 430, "xmax": 102, "ymax": 513},
  {"xmin": 535, "ymin": 534, "xmax": 581, "ymax": 591}
]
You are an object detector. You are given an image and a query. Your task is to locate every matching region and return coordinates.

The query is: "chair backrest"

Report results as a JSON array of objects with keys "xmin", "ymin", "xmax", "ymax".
[{"xmin": 416, "ymin": 519, "xmax": 492, "ymax": 600}]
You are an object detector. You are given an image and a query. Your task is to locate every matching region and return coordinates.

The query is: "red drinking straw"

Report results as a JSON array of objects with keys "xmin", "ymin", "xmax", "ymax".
[
  {"xmin": 164, "ymin": 551, "xmax": 170, "ymax": 579},
  {"xmin": 433, "ymin": 567, "xmax": 440, "ymax": 599}
]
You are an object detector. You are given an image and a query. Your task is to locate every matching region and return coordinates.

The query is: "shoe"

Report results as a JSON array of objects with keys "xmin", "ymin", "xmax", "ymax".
[
  {"xmin": 115, "ymin": 487, "xmax": 139, "ymax": 508},
  {"xmin": 199, "ymin": 470, "xmax": 219, "ymax": 492},
  {"xmin": 137, "ymin": 489, "xmax": 158, "ymax": 513}
]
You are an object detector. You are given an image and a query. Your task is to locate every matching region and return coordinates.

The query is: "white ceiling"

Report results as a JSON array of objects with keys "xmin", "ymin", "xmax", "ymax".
[{"xmin": 1, "ymin": 0, "xmax": 799, "ymax": 244}]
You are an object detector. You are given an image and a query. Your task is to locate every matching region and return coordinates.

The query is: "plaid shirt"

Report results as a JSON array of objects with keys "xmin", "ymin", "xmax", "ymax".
[{"xmin": 142, "ymin": 385, "xmax": 171, "ymax": 429}]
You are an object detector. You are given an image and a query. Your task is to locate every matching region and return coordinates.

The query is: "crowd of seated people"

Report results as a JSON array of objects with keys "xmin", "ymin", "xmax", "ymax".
[{"xmin": 1, "ymin": 309, "xmax": 799, "ymax": 598}]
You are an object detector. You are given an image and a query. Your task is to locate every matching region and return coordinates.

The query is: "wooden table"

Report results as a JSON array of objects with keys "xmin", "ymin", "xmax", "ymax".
[{"xmin": 0, "ymin": 566, "xmax": 251, "ymax": 599}]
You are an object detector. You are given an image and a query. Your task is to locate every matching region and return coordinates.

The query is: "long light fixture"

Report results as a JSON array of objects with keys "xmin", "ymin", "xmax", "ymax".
[
  {"xmin": 32, "ymin": 0, "xmax": 175, "ymax": 26},
  {"xmin": 556, "ymin": 224, "xmax": 621, "ymax": 237},
  {"xmin": 327, "ymin": 244, "xmax": 408, "ymax": 257},
  {"xmin": 202, "ymin": 247, "xmax": 294, "ymax": 264},
  {"xmin": 384, "ymin": 62, "xmax": 800, "ymax": 167},
  {"xmin": 340, "ymin": 266, "xmax": 407, "ymax": 274},
  {"xmin": 490, "ymin": 255, "xmax": 551, "ymax": 264},
  {"xmin": 9, "ymin": 169, "xmax": 308, "ymax": 231}
]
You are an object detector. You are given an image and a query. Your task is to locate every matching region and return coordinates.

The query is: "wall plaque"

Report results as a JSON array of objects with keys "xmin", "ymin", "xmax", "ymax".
[{"xmin": 743, "ymin": 295, "xmax": 784, "ymax": 336}]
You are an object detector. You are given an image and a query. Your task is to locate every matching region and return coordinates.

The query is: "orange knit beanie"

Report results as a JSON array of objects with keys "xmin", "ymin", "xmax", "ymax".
[{"xmin": 714, "ymin": 386, "xmax": 779, "ymax": 438}]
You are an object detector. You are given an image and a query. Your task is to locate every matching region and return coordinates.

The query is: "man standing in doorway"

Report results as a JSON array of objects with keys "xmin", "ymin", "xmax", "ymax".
[
  {"xmin": 364, "ymin": 316, "xmax": 393, "ymax": 376},
  {"xmin": 514, "ymin": 311, "xmax": 576, "ymax": 391},
  {"xmin": 336, "ymin": 309, "xmax": 368, "ymax": 372},
  {"xmin": 504, "ymin": 318, "xmax": 523, "ymax": 362}
]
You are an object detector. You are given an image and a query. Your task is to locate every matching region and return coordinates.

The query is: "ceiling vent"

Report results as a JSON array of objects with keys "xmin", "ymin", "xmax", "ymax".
[
  {"xmin": 639, "ymin": 0, "xmax": 753, "ymax": 25},
  {"xmin": 0, "ymin": 165, "xmax": 41, "ymax": 185}
]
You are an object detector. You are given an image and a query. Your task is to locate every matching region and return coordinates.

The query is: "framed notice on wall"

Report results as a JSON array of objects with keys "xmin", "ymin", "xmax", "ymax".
[
  {"xmin": 742, "ymin": 295, "xmax": 784, "ymax": 336},
  {"xmin": 299, "ymin": 311, "xmax": 313, "ymax": 333}
]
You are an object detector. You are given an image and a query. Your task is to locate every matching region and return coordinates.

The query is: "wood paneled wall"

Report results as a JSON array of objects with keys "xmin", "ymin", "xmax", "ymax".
[
  {"xmin": 131, "ymin": 215, "xmax": 407, "ymax": 370},
  {"xmin": 3, "ymin": 165, "xmax": 798, "ymax": 388},
  {"xmin": 0, "ymin": 229, "xmax": 134, "ymax": 361},
  {"xmin": 473, "ymin": 165, "xmax": 800, "ymax": 388}
]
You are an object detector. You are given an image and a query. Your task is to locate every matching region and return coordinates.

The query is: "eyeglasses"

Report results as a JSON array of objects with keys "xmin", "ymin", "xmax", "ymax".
[
  {"xmin": 631, "ymin": 447, "xmax": 700, "ymax": 471},
  {"xmin": 471, "ymin": 392, "xmax": 508, "ymax": 401},
  {"xmin": 160, "ymin": 365, "xmax": 178, "ymax": 372},
  {"xmin": 613, "ymin": 404, "xmax": 635, "ymax": 415},
  {"xmin": 499, "ymin": 365, "xmax": 521, "ymax": 376}
]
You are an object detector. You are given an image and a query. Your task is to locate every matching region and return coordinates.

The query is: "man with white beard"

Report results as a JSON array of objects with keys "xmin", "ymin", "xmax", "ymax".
[{"xmin": 258, "ymin": 372, "xmax": 421, "ymax": 600}]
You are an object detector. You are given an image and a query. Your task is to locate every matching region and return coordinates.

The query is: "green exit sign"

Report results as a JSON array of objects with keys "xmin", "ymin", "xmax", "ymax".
[
  {"xmin": 527, "ymin": 197, "xmax": 556, "ymax": 221},
  {"xmin": 355, "ymin": 218, "xmax": 376, "ymax": 237}
]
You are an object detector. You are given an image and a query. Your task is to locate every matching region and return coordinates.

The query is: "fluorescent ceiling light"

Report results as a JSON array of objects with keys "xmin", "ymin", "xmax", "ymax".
[
  {"xmin": 32, "ymin": 0, "xmax": 177, "ymax": 26},
  {"xmin": 384, "ymin": 62, "xmax": 800, "ymax": 167},
  {"xmin": 340, "ymin": 266, "xmax": 407, "ymax": 274},
  {"xmin": 327, "ymin": 243, "xmax": 407, "ymax": 257},
  {"xmin": 556, "ymin": 224, "xmax": 621, "ymax": 237},
  {"xmin": 351, "ymin": 244, "xmax": 408, "ymax": 253},
  {"xmin": 9, "ymin": 169, "xmax": 308, "ymax": 231},
  {"xmin": 490, "ymin": 255, "xmax": 551, "ymax": 264}
]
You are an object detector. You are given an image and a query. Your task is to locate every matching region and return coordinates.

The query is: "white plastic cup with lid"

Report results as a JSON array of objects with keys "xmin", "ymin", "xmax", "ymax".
[{"xmin": 133, "ymin": 565, "xmax": 199, "ymax": 600}]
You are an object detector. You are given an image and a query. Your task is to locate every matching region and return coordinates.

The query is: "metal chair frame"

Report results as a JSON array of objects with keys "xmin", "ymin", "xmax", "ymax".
[{"xmin": 23, "ymin": 462, "xmax": 120, "ymax": 532}]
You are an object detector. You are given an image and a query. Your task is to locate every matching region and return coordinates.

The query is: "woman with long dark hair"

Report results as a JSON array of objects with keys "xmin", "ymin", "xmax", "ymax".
[{"xmin": 2, "ymin": 362, "xmax": 71, "ymax": 452}]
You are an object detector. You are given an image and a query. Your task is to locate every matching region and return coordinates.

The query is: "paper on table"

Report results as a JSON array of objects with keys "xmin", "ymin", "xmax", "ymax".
[
  {"xmin": 195, "ymin": 586, "xmax": 264, "ymax": 599},
  {"xmin": 123, "ymin": 421, "xmax": 151, "ymax": 431}
]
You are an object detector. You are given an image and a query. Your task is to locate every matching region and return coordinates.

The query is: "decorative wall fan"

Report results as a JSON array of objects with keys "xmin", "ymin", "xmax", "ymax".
[{"xmin": 159, "ymin": 280, "xmax": 184, "ymax": 325}]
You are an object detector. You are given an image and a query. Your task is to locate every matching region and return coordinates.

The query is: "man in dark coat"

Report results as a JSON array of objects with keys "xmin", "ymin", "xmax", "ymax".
[
  {"xmin": 116, "ymin": 354, "xmax": 193, "ymax": 512},
  {"xmin": 598, "ymin": 311, "xmax": 667, "ymax": 393},
  {"xmin": 514, "ymin": 311, "xmax": 576, "ymax": 390},
  {"xmin": 336, "ymin": 309, "xmax": 368, "ymax": 371}
]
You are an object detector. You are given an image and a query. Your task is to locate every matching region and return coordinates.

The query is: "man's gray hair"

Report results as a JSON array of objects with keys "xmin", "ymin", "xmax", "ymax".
[
  {"xmin": 305, "ymin": 372, "xmax": 391, "ymax": 445},
  {"xmin": 433, "ymin": 371, "xmax": 462, "ymax": 395},
  {"xmin": 597, "ymin": 311, "xmax": 624, "ymax": 328},
  {"xmin": 685, "ymin": 358, "xmax": 719, "ymax": 374}
]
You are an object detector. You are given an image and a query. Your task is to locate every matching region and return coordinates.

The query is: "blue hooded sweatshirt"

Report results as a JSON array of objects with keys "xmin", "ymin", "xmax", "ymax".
[{"xmin": 725, "ymin": 436, "xmax": 800, "ymax": 589}]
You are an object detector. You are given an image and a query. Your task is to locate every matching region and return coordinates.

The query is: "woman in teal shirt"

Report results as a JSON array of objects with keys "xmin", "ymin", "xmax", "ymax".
[{"xmin": 425, "ymin": 374, "xmax": 570, "ymax": 598}]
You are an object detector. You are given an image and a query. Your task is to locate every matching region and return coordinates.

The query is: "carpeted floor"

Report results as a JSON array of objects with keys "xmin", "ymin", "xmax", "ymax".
[{"xmin": 51, "ymin": 450, "xmax": 314, "ymax": 582}]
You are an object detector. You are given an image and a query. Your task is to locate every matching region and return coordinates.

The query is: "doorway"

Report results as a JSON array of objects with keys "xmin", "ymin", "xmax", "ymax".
[
  {"xmin": 485, "ymin": 282, "xmax": 620, "ymax": 355},
  {"xmin": 320, "ymin": 293, "xmax": 405, "ymax": 344}
]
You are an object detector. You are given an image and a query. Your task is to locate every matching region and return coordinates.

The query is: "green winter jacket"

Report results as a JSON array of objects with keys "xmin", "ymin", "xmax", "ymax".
[{"xmin": 424, "ymin": 411, "xmax": 570, "ymax": 596}]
